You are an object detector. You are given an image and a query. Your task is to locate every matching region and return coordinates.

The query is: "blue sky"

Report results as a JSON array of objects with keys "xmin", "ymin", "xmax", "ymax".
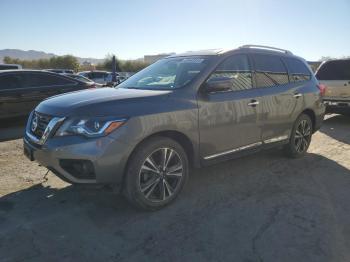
[{"xmin": 1, "ymin": 0, "xmax": 349, "ymax": 60}]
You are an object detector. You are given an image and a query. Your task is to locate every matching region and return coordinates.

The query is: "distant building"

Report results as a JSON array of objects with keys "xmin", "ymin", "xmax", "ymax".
[{"xmin": 144, "ymin": 53, "xmax": 175, "ymax": 64}]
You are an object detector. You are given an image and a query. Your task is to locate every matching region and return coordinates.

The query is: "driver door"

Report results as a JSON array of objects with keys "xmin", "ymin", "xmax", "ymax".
[{"xmin": 198, "ymin": 54, "xmax": 262, "ymax": 160}]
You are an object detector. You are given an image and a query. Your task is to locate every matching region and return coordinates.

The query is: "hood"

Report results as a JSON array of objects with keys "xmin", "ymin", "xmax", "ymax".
[{"xmin": 35, "ymin": 87, "xmax": 171, "ymax": 117}]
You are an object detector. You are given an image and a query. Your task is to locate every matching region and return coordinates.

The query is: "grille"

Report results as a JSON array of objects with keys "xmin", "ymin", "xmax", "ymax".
[{"xmin": 31, "ymin": 112, "xmax": 53, "ymax": 139}]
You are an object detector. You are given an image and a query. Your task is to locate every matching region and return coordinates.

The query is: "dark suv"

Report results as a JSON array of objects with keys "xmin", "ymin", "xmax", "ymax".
[
  {"xmin": 0, "ymin": 70, "xmax": 95, "ymax": 119},
  {"xmin": 24, "ymin": 45, "xmax": 325, "ymax": 210}
]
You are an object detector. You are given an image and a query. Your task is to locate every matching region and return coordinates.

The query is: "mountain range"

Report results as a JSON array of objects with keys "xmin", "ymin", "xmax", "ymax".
[{"xmin": 0, "ymin": 49, "xmax": 104, "ymax": 64}]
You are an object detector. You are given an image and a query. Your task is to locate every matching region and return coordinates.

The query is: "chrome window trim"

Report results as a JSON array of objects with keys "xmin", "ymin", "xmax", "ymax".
[{"xmin": 204, "ymin": 141, "xmax": 262, "ymax": 160}]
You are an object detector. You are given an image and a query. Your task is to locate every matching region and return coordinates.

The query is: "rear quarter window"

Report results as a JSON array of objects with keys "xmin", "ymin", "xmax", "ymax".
[
  {"xmin": 316, "ymin": 60, "xmax": 350, "ymax": 80},
  {"xmin": 284, "ymin": 57, "xmax": 311, "ymax": 82},
  {"xmin": 253, "ymin": 54, "xmax": 289, "ymax": 88}
]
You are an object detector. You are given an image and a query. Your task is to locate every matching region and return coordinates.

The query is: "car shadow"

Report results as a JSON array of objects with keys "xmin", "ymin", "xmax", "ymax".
[
  {"xmin": 319, "ymin": 114, "xmax": 350, "ymax": 145},
  {"xmin": 1, "ymin": 152, "xmax": 350, "ymax": 261}
]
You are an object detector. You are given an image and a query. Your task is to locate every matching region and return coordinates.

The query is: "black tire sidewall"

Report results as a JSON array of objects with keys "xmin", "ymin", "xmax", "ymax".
[
  {"xmin": 124, "ymin": 137, "xmax": 189, "ymax": 211},
  {"xmin": 286, "ymin": 114, "xmax": 313, "ymax": 158}
]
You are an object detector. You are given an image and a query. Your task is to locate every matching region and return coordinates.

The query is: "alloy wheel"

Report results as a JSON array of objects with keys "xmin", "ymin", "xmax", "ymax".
[
  {"xmin": 294, "ymin": 119, "xmax": 311, "ymax": 153},
  {"xmin": 138, "ymin": 148, "xmax": 183, "ymax": 202}
]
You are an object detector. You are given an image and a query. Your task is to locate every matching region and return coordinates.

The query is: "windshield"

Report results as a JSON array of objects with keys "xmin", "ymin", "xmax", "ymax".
[{"xmin": 118, "ymin": 57, "xmax": 210, "ymax": 90}]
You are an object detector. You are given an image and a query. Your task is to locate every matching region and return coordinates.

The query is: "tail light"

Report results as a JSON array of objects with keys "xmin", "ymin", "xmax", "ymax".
[{"xmin": 317, "ymin": 84, "xmax": 327, "ymax": 96}]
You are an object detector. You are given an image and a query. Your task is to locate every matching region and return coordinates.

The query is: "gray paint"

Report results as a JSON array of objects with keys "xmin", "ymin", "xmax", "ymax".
[{"xmin": 24, "ymin": 47, "xmax": 325, "ymax": 185}]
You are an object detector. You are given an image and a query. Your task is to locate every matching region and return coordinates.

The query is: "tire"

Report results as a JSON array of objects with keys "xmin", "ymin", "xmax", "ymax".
[
  {"xmin": 124, "ymin": 136, "xmax": 189, "ymax": 211},
  {"xmin": 284, "ymin": 114, "xmax": 313, "ymax": 158}
]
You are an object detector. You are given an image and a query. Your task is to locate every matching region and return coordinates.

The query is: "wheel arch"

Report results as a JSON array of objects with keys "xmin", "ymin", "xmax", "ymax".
[
  {"xmin": 301, "ymin": 108, "xmax": 316, "ymax": 132},
  {"xmin": 120, "ymin": 130, "xmax": 198, "ymax": 191}
]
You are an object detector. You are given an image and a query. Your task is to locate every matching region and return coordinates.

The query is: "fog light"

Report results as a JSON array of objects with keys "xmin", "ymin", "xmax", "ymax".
[{"xmin": 59, "ymin": 159, "xmax": 96, "ymax": 180}]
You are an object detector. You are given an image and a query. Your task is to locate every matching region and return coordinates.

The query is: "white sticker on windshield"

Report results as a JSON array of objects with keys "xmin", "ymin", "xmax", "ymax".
[{"xmin": 182, "ymin": 58, "xmax": 204, "ymax": 63}]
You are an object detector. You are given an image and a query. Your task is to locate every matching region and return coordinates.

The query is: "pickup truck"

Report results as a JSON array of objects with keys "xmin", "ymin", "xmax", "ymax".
[{"xmin": 316, "ymin": 59, "xmax": 350, "ymax": 115}]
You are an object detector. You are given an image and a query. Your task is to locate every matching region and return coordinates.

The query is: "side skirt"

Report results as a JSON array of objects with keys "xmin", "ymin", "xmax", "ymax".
[{"xmin": 200, "ymin": 138, "xmax": 289, "ymax": 166}]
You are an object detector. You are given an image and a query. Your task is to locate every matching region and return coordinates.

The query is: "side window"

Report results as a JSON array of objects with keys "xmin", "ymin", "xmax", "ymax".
[
  {"xmin": 92, "ymin": 72, "xmax": 105, "ymax": 79},
  {"xmin": 253, "ymin": 54, "xmax": 289, "ymax": 88},
  {"xmin": 207, "ymin": 54, "xmax": 253, "ymax": 91},
  {"xmin": 24, "ymin": 73, "xmax": 75, "ymax": 87},
  {"xmin": 284, "ymin": 57, "xmax": 311, "ymax": 82},
  {"xmin": 0, "ymin": 74, "xmax": 23, "ymax": 90}
]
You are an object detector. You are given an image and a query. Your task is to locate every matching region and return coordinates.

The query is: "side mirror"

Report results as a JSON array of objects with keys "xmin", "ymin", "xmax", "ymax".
[{"xmin": 203, "ymin": 77, "xmax": 232, "ymax": 93}]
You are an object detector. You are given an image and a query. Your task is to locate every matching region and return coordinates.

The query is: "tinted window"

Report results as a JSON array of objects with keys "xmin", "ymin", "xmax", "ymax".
[
  {"xmin": 253, "ymin": 54, "xmax": 289, "ymax": 88},
  {"xmin": 0, "ymin": 74, "xmax": 23, "ymax": 89},
  {"xmin": 92, "ymin": 72, "xmax": 107, "ymax": 79},
  {"xmin": 207, "ymin": 54, "xmax": 252, "ymax": 91},
  {"xmin": 284, "ymin": 57, "xmax": 311, "ymax": 82},
  {"xmin": 316, "ymin": 60, "xmax": 350, "ymax": 80},
  {"xmin": 24, "ymin": 73, "xmax": 75, "ymax": 87},
  {"xmin": 0, "ymin": 65, "xmax": 20, "ymax": 70}
]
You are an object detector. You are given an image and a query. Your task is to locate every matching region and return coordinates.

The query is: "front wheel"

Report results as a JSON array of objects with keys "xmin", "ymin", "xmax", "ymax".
[
  {"xmin": 284, "ymin": 114, "xmax": 313, "ymax": 158},
  {"xmin": 124, "ymin": 137, "xmax": 189, "ymax": 211}
]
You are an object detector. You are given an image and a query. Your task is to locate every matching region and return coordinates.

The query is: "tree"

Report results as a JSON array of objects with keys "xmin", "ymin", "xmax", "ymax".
[
  {"xmin": 95, "ymin": 54, "xmax": 150, "ymax": 72},
  {"xmin": 3, "ymin": 55, "xmax": 80, "ymax": 71}
]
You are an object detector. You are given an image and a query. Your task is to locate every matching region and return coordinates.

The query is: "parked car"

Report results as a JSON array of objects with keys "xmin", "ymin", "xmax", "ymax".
[
  {"xmin": 23, "ymin": 45, "xmax": 325, "ymax": 210},
  {"xmin": 78, "ymin": 71, "xmax": 110, "ymax": 85},
  {"xmin": 0, "ymin": 64, "xmax": 22, "ymax": 70},
  {"xmin": 46, "ymin": 69, "xmax": 74, "ymax": 74},
  {"xmin": 0, "ymin": 70, "xmax": 95, "ymax": 119},
  {"xmin": 105, "ymin": 72, "xmax": 121, "ymax": 86},
  {"xmin": 316, "ymin": 59, "xmax": 350, "ymax": 115},
  {"xmin": 62, "ymin": 73, "xmax": 103, "ymax": 88}
]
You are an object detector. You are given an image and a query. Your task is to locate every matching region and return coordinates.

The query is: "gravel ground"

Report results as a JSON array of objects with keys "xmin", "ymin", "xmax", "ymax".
[{"xmin": 0, "ymin": 114, "xmax": 350, "ymax": 262}]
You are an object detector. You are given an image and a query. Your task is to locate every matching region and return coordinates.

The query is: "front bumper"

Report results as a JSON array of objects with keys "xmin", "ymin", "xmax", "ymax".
[{"xmin": 23, "ymin": 133, "xmax": 133, "ymax": 185}]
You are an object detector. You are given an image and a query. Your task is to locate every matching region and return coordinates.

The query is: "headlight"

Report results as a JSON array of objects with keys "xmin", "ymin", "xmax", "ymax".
[{"xmin": 55, "ymin": 117, "xmax": 126, "ymax": 138}]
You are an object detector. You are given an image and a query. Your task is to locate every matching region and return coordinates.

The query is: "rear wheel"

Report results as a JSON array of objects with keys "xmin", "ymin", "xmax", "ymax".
[
  {"xmin": 124, "ymin": 137, "xmax": 189, "ymax": 211},
  {"xmin": 284, "ymin": 114, "xmax": 313, "ymax": 158}
]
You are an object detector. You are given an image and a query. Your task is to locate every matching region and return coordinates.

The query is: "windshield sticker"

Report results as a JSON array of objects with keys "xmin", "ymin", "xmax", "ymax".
[{"xmin": 181, "ymin": 58, "xmax": 204, "ymax": 63}]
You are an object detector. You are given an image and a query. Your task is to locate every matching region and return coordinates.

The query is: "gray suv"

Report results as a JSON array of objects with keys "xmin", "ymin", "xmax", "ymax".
[{"xmin": 24, "ymin": 45, "xmax": 325, "ymax": 210}]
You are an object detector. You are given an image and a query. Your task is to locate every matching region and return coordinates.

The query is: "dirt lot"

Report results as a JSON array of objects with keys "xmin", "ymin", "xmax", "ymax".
[{"xmin": 0, "ymin": 114, "xmax": 350, "ymax": 262}]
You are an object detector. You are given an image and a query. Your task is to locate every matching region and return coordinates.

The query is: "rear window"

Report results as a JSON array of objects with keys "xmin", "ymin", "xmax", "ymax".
[
  {"xmin": 316, "ymin": 60, "xmax": 350, "ymax": 80},
  {"xmin": 284, "ymin": 57, "xmax": 311, "ymax": 82},
  {"xmin": 253, "ymin": 54, "xmax": 289, "ymax": 88}
]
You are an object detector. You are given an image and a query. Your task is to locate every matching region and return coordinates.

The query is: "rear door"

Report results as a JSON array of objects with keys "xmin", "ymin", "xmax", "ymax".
[
  {"xmin": 316, "ymin": 60, "xmax": 350, "ymax": 101},
  {"xmin": 252, "ymin": 54, "xmax": 305, "ymax": 143},
  {"xmin": 0, "ymin": 72, "xmax": 25, "ymax": 118},
  {"xmin": 198, "ymin": 54, "xmax": 262, "ymax": 160}
]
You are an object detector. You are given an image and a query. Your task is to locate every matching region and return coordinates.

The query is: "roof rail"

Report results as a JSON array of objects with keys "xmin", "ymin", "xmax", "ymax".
[{"xmin": 239, "ymin": 45, "xmax": 293, "ymax": 55}]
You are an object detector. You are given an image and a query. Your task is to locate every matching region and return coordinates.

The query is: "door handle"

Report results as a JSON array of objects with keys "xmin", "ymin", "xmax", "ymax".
[
  {"xmin": 293, "ymin": 93, "xmax": 302, "ymax": 98},
  {"xmin": 248, "ymin": 100, "xmax": 259, "ymax": 107}
]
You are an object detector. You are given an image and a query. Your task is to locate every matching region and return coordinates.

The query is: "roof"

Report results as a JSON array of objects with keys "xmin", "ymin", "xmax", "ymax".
[{"xmin": 168, "ymin": 45, "xmax": 295, "ymax": 58}]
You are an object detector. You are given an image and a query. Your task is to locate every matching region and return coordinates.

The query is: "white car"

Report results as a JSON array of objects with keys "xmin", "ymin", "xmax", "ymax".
[{"xmin": 78, "ymin": 71, "xmax": 110, "ymax": 85}]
